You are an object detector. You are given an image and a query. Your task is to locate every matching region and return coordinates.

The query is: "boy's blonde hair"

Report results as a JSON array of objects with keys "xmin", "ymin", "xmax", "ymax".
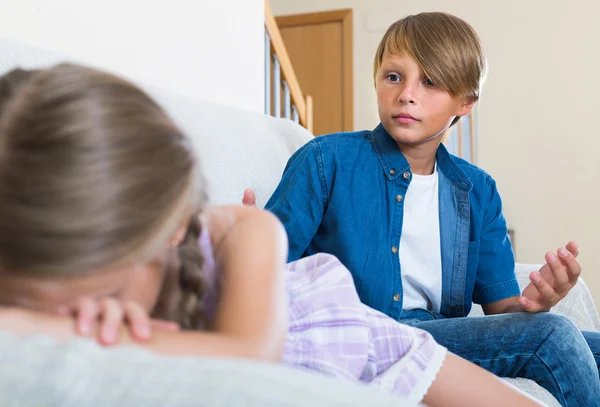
[{"xmin": 373, "ymin": 12, "xmax": 487, "ymax": 101}]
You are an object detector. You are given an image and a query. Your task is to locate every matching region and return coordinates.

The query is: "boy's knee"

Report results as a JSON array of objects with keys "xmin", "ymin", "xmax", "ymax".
[
  {"xmin": 531, "ymin": 313, "xmax": 582, "ymax": 341},
  {"xmin": 535, "ymin": 312, "xmax": 576, "ymax": 328}
]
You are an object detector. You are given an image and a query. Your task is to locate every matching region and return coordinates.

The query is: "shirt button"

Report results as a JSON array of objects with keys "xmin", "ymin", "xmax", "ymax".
[
  {"xmin": 389, "ymin": 169, "xmax": 396, "ymax": 176},
  {"xmin": 391, "ymin": 246, "xmax": 398, "ymax": 254},
  {"xmin": 393, "ymin": 294, "xmax": 401, "ymax": 302},
  {"xmin": 395, "ymin": 195, "xmax": 403, "ymax": 203},
  {"xmin": 403, "ymin": 171, "xmax": 411, "ymax": 179}
]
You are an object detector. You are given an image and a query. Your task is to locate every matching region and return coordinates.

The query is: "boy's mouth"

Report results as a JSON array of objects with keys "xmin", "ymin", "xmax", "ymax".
[{"xmin": 393, "ymin": 113, "xmax": 419, "ymax": 124}]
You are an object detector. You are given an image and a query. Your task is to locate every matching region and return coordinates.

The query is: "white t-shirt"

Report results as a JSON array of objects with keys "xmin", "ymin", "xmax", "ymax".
[{"xmin": 399, "ymin": 164, "xmax": 443, "ymax": 313}]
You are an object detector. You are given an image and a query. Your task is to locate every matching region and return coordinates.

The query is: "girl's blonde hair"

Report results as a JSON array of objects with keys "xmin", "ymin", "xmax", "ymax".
[
  {"xmin": 0, "ymin": 64, "xmax": 208, "ymax": 329},
  {"xmin": 373, "ymin": 12, "xmax": 488, "ymax": 102}
]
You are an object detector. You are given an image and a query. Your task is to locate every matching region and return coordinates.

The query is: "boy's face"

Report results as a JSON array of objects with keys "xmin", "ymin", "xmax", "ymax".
[{"xmin": 375, "ymin": 53, "xmax": 474, "ymax": 148}]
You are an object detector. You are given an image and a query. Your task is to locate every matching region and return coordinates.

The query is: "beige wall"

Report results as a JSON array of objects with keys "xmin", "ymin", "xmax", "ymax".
[{"xmin": 271, "ymin": 0, "xmax": 600, "ymax": 306}]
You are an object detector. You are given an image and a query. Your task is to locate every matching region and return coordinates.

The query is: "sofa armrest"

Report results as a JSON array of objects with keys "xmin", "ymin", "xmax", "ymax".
[{"xmin": 470, "ymin": 263, "xmax": 600, "ymax": 331}]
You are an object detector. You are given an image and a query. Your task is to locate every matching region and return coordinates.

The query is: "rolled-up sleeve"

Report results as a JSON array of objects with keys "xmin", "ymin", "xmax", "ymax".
[
  {"xmin": 265, "ymin": 140, "xmax": 329, "ymax": 262},
  {"xmin": 472, "ymin": 176, "xmax": 521, "ymax": 304}
]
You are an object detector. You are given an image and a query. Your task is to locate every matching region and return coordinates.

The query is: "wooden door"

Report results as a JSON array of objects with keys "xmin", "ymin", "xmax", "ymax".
[{"xmin": 276, "ymin": 9, "xmax": 353, "ymax": 136}]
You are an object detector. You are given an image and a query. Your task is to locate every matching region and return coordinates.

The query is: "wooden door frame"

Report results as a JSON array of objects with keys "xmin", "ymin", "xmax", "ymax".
[{"xmin": 276, "ymin": 9, "xmax": 353, "ymax": 132}]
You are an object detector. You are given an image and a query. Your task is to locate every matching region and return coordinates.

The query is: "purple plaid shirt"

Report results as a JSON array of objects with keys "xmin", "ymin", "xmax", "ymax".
[{"xmin": 199, "ymin": 227, "xmax": 446, "ymax": 402}]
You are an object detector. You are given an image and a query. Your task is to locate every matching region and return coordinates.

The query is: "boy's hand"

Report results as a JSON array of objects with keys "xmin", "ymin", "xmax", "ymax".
[
  {"xmin": 242, "ymin": 188, "xmax": 257, "ymax": 206},
  {"xmin": 68, "ymin": 297, "xmax": 179, "ymax": 346},
  {"xmin": 519, "ymin": 241, "xmax": 580, "ymax": 312}
]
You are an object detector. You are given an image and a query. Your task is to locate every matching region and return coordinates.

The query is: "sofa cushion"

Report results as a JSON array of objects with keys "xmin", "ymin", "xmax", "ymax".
[
  {"xmin": 150, "ymin": 89, "xmax": 313, "ymax": 208},
  {"xmin": 0, "ymin": 331, "xmax": 413, "ymax": 407}
]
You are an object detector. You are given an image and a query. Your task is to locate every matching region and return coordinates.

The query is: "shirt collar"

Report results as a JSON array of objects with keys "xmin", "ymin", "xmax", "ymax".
[{"xmin": 371, "ymin": 123, "xmax": 473, "ymax": 191}]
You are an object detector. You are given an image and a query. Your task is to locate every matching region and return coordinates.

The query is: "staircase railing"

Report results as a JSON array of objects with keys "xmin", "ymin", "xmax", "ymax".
[{"xmin": 264, "ymin": 1, "xmax": 313, "ymax": 133}]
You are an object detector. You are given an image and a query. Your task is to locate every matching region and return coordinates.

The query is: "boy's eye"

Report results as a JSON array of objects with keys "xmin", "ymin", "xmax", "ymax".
[
  {"xmin": 386, "ymin": 74, "xmax": 401, "ymax": 82},
  {"xmin": 423, "ymin": 78, "xmax": 435, "ymax": 86}
]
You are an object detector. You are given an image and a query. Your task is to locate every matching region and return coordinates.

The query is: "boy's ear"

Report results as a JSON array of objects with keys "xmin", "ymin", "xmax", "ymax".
[{"xmin": 457, "ymin": 95, "xmax": 477, "ymax": 117}]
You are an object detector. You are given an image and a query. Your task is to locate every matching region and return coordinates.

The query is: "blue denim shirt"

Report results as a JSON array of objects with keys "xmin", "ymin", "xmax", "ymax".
[{"xmin": 265, "ymin": 123, "xmax": 520, "ymax": 320}]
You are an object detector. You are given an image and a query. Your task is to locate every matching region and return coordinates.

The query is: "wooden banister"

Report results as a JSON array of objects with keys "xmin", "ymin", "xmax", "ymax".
[
  {"xmin": 305, "ymin": 95, "xmax": 313, "ymax": 134},
  {"xmin": 264, "ymin": 0, "xmax": 312, "ymax": 132}
]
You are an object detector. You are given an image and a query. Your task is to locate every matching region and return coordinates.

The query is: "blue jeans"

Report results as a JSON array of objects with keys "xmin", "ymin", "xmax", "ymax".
[{"xmin": 400, "ymin": 310, "xmax": 600, "ymax": 407}]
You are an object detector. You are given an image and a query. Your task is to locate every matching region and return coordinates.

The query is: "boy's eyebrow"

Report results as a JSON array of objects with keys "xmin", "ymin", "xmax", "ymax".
[
  {"xmin": 380, "ymin": 57, "xmax": 408, "ymax": 70},
  {"xmin": 380, "ymin": 61, "xmax": 402, "ymax": 71}
]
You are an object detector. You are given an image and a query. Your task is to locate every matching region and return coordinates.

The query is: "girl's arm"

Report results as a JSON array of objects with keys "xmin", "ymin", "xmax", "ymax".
[
  {"xmin": 201, "ymin": 205, "xmax": 289, "ymax": 360},
  {"xmin": 424, "ymin": 353, "xmax": 542, "ymax": 407},
  {"xmin": 1, "ymin": 205, "xmax": 289, "ymax": 362}
]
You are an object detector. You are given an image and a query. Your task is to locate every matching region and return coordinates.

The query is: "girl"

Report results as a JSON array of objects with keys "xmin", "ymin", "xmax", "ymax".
[{"xmin": 0, "ymin": 64, "xmax": 539, "ymax": 407}]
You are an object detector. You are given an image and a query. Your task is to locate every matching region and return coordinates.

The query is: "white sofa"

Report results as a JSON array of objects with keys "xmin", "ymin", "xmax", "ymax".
[{"xmin": 1, "ymin": 37, "xmax": 599, "ymax": 406}]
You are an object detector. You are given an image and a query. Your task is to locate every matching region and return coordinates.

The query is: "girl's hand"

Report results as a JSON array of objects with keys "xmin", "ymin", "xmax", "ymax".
[
  {"xmin": 0, "ymin": 305, "xmax": 277, "ymax": 360},
  {"xmin": 67, "ymin": 297, "xmax": 179, "ymax": 346}
]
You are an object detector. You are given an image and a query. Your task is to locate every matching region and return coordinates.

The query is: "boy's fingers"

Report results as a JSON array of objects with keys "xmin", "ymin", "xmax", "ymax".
[
  {"xmin": 547, "ymin": 251, "xmax": 569, "ymax": 288},
  {"xmin": 529, "ymin": 271, "xmax": 557, "ymax": 308},
  {"xmin": 242, "ymin": 188, "xmax": 257, "ymax": 206},
  {"xmin": 519, "ymin": 296, "xmax": 542, "ymax": 313},
  {"xmin": 565, "ymin": 241, "xmax": 579, "ymax": 258},
  {"xmin": 557, "ymin": 246, "xmax": 582, "ymax": 284}
]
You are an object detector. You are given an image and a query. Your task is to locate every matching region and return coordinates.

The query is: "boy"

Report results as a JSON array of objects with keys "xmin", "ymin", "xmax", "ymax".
[{"xmin": 246, "ymin": 12, "xmax": 600, "ymax": 406}]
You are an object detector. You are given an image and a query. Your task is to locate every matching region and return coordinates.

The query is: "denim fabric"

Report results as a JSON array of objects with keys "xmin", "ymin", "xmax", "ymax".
[
  {"xmin": 401, "ymin": 311, "xmax": 600, "ymax": 406},
  {"xmin": 265, "ymin": 123, "xmax": 520, "ymax": 319},
  {"xmin": 266, "ymin": 123, "xmax": 600, "ymax": 405}
]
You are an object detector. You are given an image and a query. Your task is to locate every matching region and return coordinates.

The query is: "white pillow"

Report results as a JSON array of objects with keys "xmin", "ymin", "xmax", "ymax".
[{"xmin": 152, "ymin": 88, "xmax": 313, "ymax": 208}]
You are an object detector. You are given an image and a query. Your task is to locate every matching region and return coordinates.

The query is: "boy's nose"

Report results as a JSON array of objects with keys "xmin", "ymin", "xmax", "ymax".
[{"xmin": 398, "ymin": 84, "xmax": 417, "ymax": 105}]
